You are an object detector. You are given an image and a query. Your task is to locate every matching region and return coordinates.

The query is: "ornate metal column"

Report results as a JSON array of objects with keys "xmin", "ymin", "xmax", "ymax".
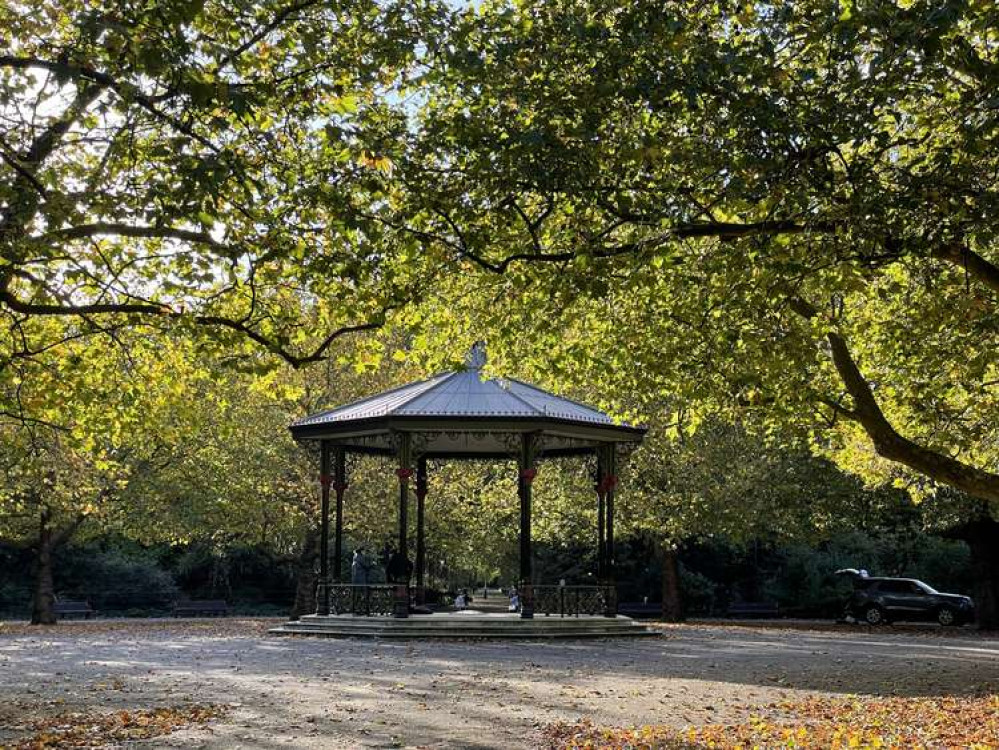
[
  {"xmin": 518, "ymin": 433, "xmax": 537, "ymax": 619},
  {"xmin": 595, "ymin": 450, "xmax": 606, "ymax": 581},
  {"xmin": 601, "ymin": 445, "xmax": 619, "ymax": 618},
  {"xmin": 394, "ymin": 431, "xmax": 413, "ymax": 618},
  {"xmin": 415, "ymin": 456, "xmax": 428, "ymax": 605},
  {"xmin": 332, "ymin": 446, "xmax": 347, "ymax": 584},
  {"xmin": 317, "ymin": 440, "xmax": 332, "ymax": 616}
]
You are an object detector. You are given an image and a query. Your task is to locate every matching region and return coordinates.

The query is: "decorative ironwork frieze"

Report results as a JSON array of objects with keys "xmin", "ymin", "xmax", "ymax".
[
  {"xmin": 409, "ymin": 431, "xmax": 436, "ymax": 458},
  {"xmin": 496, "ymin": 432, "xmax": 525, "ymax": 456},
  {"xmin": 388, "ymin": 430, "xmax": 406, "ymax": 455}
]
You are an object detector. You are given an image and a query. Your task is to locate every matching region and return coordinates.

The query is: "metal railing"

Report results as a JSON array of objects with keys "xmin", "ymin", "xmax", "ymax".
[
  {"xmin": 325, "ymin": 584, "xmax": 408, "ymax": 616},
  {"xmin": 317, "ymin": 582, "xmax": 617, "ymax": 617},
  {"xmin": 533, "ymin": 584, "xmax": 617, "ymax": 617}
]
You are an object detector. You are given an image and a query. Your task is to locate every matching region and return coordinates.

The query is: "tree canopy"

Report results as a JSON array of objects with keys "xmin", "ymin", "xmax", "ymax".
[
  {"xmin": 3, "ymin": 0, "xmax": 999, "ymax": 624},
  {"xmin": 0, "ymin": 0, "xmax": 447, "ymax": 375},
  {"xmin": 388, "ymin": 0, "xmax": 999, "ymax": 508}
]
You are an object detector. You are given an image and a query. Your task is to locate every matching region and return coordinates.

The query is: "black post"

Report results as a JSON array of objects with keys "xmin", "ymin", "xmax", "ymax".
[
  {"xmin": 333, "ymin": 446, "xmax": 346, "ymax": 584},
  {"xmin": 604, "ymin": 446, "xmax": 618, "ymax": 617},
  {"xmin": 416, "ymin": 456, "xmax": 427, "ymax": 605},
  {"xmin": 596, "ymin": 449, "xmax": 606, "ymax": 581},
  {"xmin": 518, "ymin": 433, "xmax": 536, "ymax": 619},
  {"xmin": 317, "ymin": 441, "xmax": 331, "ymax": 616},
  {"xmin": 394, "ymin": 432, "xmax": 412, "ymax": 618}
]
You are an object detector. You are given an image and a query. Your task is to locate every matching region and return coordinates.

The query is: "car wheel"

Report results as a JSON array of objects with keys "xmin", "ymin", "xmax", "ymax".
[
  {"xmin": 864, "ymin": 605, "xmax": 886, "ymax": 625},
  {"xmin": 937, "ymin": 607, "xmax": 957, "ymax": 626}
]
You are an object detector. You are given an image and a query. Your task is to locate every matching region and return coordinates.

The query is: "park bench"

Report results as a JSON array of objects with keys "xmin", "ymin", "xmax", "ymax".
[
  {"xmin": 617, "ymin": 601, "xmax": 662, "ymax": 619},
  {"xmin": 171, "ymin": 599, "xmax": 230, "ymax": 617},
  {"xmin": 53, "ymin": 599, "xmax": 95, "ymax": 620},
  {"xmin": 726, "ymin": 601, "xmax": 779, "ymax": 619}
]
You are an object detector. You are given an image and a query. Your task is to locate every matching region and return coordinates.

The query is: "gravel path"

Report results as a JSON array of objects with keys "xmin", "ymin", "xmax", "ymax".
[{"xmin": 2, "ymin": 618, "xmax": 998, "ymax": 748}]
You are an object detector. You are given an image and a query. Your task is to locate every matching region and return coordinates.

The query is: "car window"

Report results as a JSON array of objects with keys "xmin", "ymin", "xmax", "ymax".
[
  {"xmin": 876, "ymin": 581, "xmax": 909, "ymax": 593},
  {"xmin": 907, "ymin": 582, "xmax": 926, "ymax": 595}
]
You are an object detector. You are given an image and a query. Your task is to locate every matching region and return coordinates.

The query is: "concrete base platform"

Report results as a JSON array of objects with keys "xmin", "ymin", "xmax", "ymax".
[{"xmin": 270, "ymin": 611, "xmax": 658, "ymax": 639}]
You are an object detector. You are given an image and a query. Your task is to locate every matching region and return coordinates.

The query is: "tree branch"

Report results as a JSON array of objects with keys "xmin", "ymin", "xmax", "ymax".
[
  {"xmin": 932, "ymin": 242, "xmax": 999, "ymax": 296},
  {"xmin": 51, "ymin": 513, "xmax": 87, "ymax": 549},
  {"xmin": 220, "ymin": 0, "xmax": 323, "ymax": 69},
  {"xmin": 0, "ymin": 138, "xmax": 48, "ymax": 198},
  {"xmin": 0, "ymin": 55, "xmax": 221, "ymax": 155},
  {"xmin": 35, "ymin": 223, "xmax": 229, "ymax": 251},
  {"xmin": 0, "ymin": 286, "xmax": 394, "ymax": 367},
  {"xmin": 791, "ymin": 296, "xmax": 999, "ymax": 503},
  {"xmin": 460, "ymin": 219, "xmax": 826, "ymax": 273}
]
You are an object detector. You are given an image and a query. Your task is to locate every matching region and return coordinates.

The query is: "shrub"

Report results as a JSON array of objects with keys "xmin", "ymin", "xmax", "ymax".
[{"xmin": 55, "ymin": 547, "xmax": 179, "ymax": 612}]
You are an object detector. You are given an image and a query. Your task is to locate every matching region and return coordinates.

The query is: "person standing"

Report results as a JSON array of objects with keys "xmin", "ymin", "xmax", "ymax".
[
  {"xmin": 387, "ymin": 548, "xmax": 410, "ymax": 584},
  {"xmin": 351, "ymin": 546, "xmax": 370, "ymax": 586}
]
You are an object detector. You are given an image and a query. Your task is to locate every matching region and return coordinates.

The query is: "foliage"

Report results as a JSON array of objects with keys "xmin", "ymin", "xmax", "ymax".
[
  {"xmin": 622, "ymin": 421, "xmax": 882, "ymax": 548},
  {"xmin": 5, "ymin": 0, "xmax": 999, "ymax": 624},
  {"xmin": 0, "ymin": 329, "xmax": 225, "ymax": 557},
  {"xmin": 395, "ymin": 0, "xmax": 999, "ymax": 512},
  {"xmin": 615, "ymin": 527, "xmax": 972, "ymax": 617},
  {"xmin": 54, "ymin": 546, "xmax": 180, "ymax": 612},
  {"xmin": 543, "ymin": 695, "xmax": 999, "ymax": 749},
  {"xmin": 0, "ymin": 0, "xmax": 448, "ymax": 374},
  {"xmin": 765, "ymin": 532, "xmax": 973, "ymax": 618},
  {"xmin": 4, "ymin": 705, "xmax": 225, "ymax": 749}
]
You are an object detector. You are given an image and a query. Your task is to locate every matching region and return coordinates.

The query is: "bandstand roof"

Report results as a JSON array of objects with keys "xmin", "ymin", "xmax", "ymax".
[{"xmin": 290, "ymin": 344, "xmax": 646, "ymax": 458}]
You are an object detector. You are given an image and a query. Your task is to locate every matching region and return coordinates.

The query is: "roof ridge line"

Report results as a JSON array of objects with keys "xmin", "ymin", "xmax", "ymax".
[
  {"xmin": 295, "ymin": 371, "xmax": 452, "ymax": 423},
  {"xmin": 388, "ymin": 369, "xmax": 461, "ymax": 414},
  {"xmin": 505, "ymin": 377, "xmax": 610, "ymax": 417},
  {"xmin": 487, "ymin": 375, "xmax": 546, "ymax": 417}
]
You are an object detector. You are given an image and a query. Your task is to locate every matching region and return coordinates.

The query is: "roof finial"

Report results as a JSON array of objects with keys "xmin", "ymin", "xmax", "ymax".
[{"xmin": 466, "ymin": 341, "xmax": 487, "ymax": 371}]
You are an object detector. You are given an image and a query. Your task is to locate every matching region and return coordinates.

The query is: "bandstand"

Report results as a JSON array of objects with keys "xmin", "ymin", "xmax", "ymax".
[{"xmin": 271, "ymin": 344, "xmax": 652, "ymax": 638}]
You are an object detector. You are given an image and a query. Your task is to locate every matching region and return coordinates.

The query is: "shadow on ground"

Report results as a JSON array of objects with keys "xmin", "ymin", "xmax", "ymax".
[{"xmin": 2, "ymin": 620, "xmax": 997, "ymax": 748}]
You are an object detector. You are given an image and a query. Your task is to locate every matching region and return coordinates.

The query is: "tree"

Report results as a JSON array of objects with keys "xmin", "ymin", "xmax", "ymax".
[
  {"xmin": 394, "ymin": 0, "xmax": 999, "ymax": 624},
  {"xmin": 0, "ymin": 0, "xmax": 446, "ymax": 379},
  {"xmin": 0, "ymin": 324, "xmax": 218, "ymax": 622},
  {"xmin": 623, "ymin": 420, "xmax": 905, "ymax": 620},
  {"xmin": 0, "ymin": 0, "xmax": 446, "ymax": 619}
]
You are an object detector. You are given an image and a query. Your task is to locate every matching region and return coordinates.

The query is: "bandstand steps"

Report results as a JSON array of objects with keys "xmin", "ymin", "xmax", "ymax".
[{"xmin": 270, "ymin": 614, "xmax": 658, "ymax": 639}]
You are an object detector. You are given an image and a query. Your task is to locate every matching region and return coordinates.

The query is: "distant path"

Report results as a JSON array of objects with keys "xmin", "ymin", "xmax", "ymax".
[{"xmin": 2, "ymin": 618, "xmax": 997, "ymax": 748}]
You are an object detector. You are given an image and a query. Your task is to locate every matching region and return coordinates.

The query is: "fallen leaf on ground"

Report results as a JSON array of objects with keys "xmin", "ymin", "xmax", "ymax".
[
  {"xmin": 2, "ymin": 704, "xmax": 226, "ymax": 749},
  {"xmin": 543, "ymin": 694, "xmax": 999, "ymax": 749}
]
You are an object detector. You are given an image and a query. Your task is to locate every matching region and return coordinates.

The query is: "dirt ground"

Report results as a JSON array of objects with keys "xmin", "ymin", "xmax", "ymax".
[{"xmin": 1, "ymin": 618, "xmax": 997, "ymax": 749}]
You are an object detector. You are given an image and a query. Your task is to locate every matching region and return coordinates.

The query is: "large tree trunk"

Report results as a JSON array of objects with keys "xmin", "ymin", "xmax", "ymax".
[
  {"xmin": 29, "ymin": 511, "xmax": 84, "ymax": 625},
  {"xmin": 945, "ymin": 517, "xmax": 999, "ymax": 630},
  {"xmin": 289, "ymin": 525, "xmax": 320, "ymax": 620},
  {"xmin": 30, "ymin": 530, "xmax": 56, "ymax": 625},
  {"xmin": 660, "ymin": 543, "xmax": 684, "ymax": 622}
]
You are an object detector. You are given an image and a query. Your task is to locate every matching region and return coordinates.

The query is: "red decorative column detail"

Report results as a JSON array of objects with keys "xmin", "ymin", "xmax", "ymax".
[{"xmin": 597, "ymin": 474, "xmax": 618, "ymax": 495}]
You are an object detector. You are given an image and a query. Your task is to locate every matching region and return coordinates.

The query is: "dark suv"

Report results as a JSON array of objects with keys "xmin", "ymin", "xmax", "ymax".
[{"xmin": 843, "ymin": 575, "xmax": 975, "ymax": 626}]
